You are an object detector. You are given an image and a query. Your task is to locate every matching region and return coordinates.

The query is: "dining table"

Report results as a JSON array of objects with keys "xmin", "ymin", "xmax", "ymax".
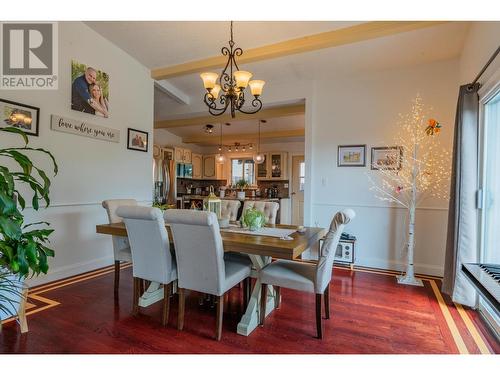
[{"xmin": 96, "ymin": 221, "xmax": 325, "ymax": 336}]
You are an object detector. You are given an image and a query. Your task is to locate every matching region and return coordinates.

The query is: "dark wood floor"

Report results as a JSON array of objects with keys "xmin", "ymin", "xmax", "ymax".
[{"xmin": 1, "ymin": 264, "xmax": 498, "ymax": 354}]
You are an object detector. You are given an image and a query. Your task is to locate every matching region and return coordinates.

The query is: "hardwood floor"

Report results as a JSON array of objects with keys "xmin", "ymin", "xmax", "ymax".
[{"xmin": 1, "ymin": 264, "xmax": 498, "ymax": 354}]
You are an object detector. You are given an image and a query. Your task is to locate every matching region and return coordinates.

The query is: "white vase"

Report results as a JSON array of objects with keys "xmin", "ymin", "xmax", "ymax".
[
  {"xmin": 237, "ymin": 191, "xmax": 246, "ymax": 200},
  {"xmin": 0, "ymin": 269, "xmax": 24, "ymax": 320}
]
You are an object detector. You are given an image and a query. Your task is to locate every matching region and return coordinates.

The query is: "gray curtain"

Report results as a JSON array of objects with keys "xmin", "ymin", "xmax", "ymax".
[{"xmin": 442, "ymin": 83, "xmax": 480, "ymax": 307}]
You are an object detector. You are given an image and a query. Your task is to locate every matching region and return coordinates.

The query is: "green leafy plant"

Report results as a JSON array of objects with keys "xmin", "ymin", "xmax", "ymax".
[
  {"xmin": 241, "ymin": 208, "xmax": 266, "ymax": 231},
  {"xmin": 235, "ymin": 179, "xmax": 248, "ymax": 191},
  {"xmin": 0, "ymin": 127, "xmax": 58, "ymax": 277}
]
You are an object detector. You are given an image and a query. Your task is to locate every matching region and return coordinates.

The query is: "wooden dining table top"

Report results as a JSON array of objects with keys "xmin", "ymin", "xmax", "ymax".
[{"xmin": 96, "ymin": 222, "xmax": 326, "ymax": 260}]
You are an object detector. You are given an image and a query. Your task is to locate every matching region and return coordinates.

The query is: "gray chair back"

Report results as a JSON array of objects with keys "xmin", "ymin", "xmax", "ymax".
[
  {"xmin": 221, "ymin": 200, "xmax": 241, "ymax": 221},
  {"xmin": 164, "ymin": 209, "xmax": 226, "ymax": 296},
  {"xmin": 242, "ymin": 201, "xmax": 279, "ymax": 224},
  {"xmin": 315, "ymin": 209, "xmax": 355, "ymax": 293},
  {"xmin": 116, "ymin": 206, "xmax": 176, "ymax": 284},
  {"xmin": 102, "ymin": 199, "xmax": 137, "ymax": 261}
]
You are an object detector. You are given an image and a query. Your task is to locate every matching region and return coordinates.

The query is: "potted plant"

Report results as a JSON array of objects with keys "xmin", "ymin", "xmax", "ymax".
[
  {"xmin": 235, "ymin": 179, "xmax": 248, "ymax": 200},
  {"xmin": 241, "ymin": 208, "xmax": 267, "ymax": 231},
  {"xmin": 0, "ymin": 127, "xmax": 58, "ymax": 330}
]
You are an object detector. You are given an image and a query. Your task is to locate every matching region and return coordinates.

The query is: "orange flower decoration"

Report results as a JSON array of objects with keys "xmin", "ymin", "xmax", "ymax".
[{"xmin": 425, "ymin": 118, "xmax": 442, "ymax": 136}]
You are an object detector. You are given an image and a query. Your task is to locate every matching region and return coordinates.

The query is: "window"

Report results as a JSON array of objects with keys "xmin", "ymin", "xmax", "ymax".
[
  {"xmin": 482, "ymin": 90, "xmax": 500, "ymax": 265},
  {"xmin": 299, "ymin": 161, "xmax": 305, "ymax": 191},
  {"xmin": 231, "ymin": 158, "xmax": 255, "ymax": 185}
]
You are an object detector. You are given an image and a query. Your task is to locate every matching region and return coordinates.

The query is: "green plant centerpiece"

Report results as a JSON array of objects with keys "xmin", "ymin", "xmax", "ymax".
[
  {"xmin": 241, "ymin": 208, "xmax": 267, "ymax": 231},
  {"xmin": 234, "ymin": 179, "xmax": 248, "ymax": 191},
  {"xmin": 0, "ymin": 127, "xmax": 58, "ymax": 320}
]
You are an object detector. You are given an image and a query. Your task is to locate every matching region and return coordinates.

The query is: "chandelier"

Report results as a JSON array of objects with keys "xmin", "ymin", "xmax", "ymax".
[{"xmin": 200, "ymin": 21, "xmax": 266, "ymax": 118}]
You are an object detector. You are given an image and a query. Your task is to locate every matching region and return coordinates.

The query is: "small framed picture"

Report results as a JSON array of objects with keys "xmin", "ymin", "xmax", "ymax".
[
  {"xmin": 337, "ymin": 145, "xmax": 366, "ymax": 167},
  {"xmin": 371, "ymin": 146, "xmax": 403, "ymax": 170},
  {"xmin": 0, "ymin": 98, "xmax": 40, "ymax": 136},
  {"xmin": 127, "ymin": 128, "xmax": 148, "ymax": 152}
]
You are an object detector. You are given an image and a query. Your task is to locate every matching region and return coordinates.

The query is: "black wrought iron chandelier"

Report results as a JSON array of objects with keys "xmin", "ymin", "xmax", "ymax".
[{"xmin": 200, "ymin": 21, "xmax": 266, "ymax": 118}]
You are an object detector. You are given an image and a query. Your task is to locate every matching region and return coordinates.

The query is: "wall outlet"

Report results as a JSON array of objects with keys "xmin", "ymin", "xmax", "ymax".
[{"xmin": 284, "ymin": 183, "xmax": 289, "ymax": 188}]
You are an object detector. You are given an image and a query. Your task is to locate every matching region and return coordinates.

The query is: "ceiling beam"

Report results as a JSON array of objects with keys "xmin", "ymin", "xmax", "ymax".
[
  {"xmin": 154, "ymin": 80, "xmax": 190, "ymax": 105},
  {"xmin": 151, "ymin": 21, "xmax": 446, "ymax": 80},
  {"xmin": 182, "ymin": 129, "xmax": 305, "ymax": 145},
  {"xmin": 154, "ymin": 103, "xmax": 305, "ymax": 129}
]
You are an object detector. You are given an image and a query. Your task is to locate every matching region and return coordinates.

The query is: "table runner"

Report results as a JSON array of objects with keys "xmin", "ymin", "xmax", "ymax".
[{"xmin": 220, "ymin": 225, "xmax": 296, "ymax": 238}]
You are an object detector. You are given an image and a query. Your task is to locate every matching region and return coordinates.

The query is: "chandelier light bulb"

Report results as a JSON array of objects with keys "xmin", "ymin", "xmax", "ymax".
[
  {"xmin": 211, "ymin": 84, "xmax": 222, "ymax": 100},
  {"xmin": 216, "ymin": 154, "xmax": 226, "ymax": 164},
  {"xmin": 253, "ymin": 153, "xmax": 265, "ymax": 164},
  {"xmin": 249, "ymin": 144, "xmax": 253, "ymax": 150},
  {"xmin": 242, "ymin": 146, "xmax": 246, "ymax": 152},
  {"xmin": 200, "ymin": 72, "xmax": 218, "ymax": 90},
  {"xmin": 234, "ymin": 70, "xmax": 252, "ymax": 89},
  {"xmin": 249, "ymin": 80, "xmax": 265, "ymax": 97},
  {"xmin": 228, "ymin": 146, "xmax": 232, "ymax": 152},
  {"xmin": 218, "ymin": 145, "xmax": 222, "ymax": 151}
]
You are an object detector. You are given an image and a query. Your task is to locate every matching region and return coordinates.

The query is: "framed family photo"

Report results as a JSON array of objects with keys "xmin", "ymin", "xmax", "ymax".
[
  {"xmin": 127, "ymin": 128, "xmax": 148, "ymax": 152},
  {"xmin": 0, "ymin": 98, "xmax": 40, "ymax": 136},
  {"xmin": 71, "ymin": 60, "xmax": 110, "ymax": 118},
  {"xmin": 337, "ymin": 145, "xmax": 366, "ymax": 167},
  {"xmin": 371, "ymin": 146, "xmax": 403, "ymax": 170}
]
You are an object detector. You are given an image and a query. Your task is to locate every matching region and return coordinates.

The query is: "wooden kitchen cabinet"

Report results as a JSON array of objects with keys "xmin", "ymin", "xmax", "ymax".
[
  {"xmin": 256, "ymin": 152, "xmax": 287, "ymax": 180},
  {"xmin": 174, "ymin": 147, "xmax": 192, "ymax": 163},
  {"xmin": 202, "ymin": 155, "xmax": 216, "ymax": 179},
  {"xmin": 192, "ymin": 153, "xmax": 203, "ymax": 179}
]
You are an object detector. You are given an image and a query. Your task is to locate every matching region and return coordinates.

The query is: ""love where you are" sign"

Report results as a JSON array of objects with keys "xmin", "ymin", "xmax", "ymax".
[{"xmin": 50, "ymin": 115, "xmax": 120, "ymax": 143}]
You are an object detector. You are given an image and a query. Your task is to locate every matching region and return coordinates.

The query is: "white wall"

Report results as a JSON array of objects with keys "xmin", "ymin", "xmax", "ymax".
[
  {"xmin": 154, "ymin": 129, "xmax": 204, "ymax": 154},
  {"xmin": 309, "ymin": 59, "xmax": 459, "ymax": 276},
  {"xmin": 459, "ymin": 22, "xmax": 500, "ymax": 84},
  {"xmin": 0, "ymin": 22, "xmax": 154, "ymax": 286}
]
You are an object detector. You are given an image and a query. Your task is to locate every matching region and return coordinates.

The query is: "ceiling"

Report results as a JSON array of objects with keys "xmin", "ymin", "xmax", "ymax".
[{"xmin": 86, "ymin": 21, "xmax": 470, "ymax": 145}]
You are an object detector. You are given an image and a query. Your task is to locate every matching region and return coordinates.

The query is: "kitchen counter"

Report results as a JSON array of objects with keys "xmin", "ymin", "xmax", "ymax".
[{"xmin": 179, "ymin": 194, "xmax": 285, "ymax": 201}]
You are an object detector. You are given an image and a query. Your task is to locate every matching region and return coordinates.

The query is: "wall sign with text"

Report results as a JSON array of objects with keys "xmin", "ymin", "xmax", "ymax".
[{"xmin": 50, "ymin": 114, "xmax": 120, "ymax": 143}]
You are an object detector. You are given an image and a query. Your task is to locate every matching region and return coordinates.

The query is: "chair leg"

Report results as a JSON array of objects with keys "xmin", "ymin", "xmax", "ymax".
[
  {"xmin": 162, "ymin": 282, "xmax": 171, "ymax": 327},
  {"xmin": 275, "ymin": 286, "xmax": 281, "ymax": 309},
  {"xmin": 178, "ymin": 288, "xmax": 185, "ymax": 331},
  {"xmin": 260, "ymin": 283, "xmax": 267, "ymax": 326},
  {"xmin": 316, "ymin": 294, "xmax": 323, "ymax": 339},
  {"xmin": 132, "ymin": 277, "xmax": 139, "ymax": 316},
  {"xmin": 324, "ymin": 284, "xmax": 330, "ymax": 319},
  {"xmin": 114, "ymin": 261, "xmax": 120, "ymax": 295},
  {"xmin": 139, "ymin": 279, "xmax": 145, "ymax": 296},
  {"xmin": 215, "ymin": 294, "xmax": 224, "ymax": 341}
]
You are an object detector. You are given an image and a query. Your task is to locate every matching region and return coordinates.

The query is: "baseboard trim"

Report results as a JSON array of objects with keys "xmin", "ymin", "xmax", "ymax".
[{"xmin": 25, "ymin": 256, "xmax": 115, "ymax": 287}]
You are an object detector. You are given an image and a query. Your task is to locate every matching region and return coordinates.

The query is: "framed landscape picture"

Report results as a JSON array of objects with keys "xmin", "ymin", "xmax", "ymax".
[
  {"xmin": 127, "ymin": 128, "xmax": 148, "ymax": 152},
  {"xmin": 0, "ymin": 99, "xmax": 40, "ymax": 136},
  {"xmin": 371, "ymin": 146, "xmax": 403, "ymax": 170},
  {"xmin": 337, "ymin": 145, "xmax": 366, "ymax": 167}
]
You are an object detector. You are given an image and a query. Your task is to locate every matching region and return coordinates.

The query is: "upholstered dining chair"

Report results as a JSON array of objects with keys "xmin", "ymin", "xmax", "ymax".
[
  {"xmin": 164, "ymin": 209, "xmax": 253, "ymax": 341},
  {"xmin": 242, "ymin": 201, "xmax": 279, "ymax": 224},
  {"xmin": 259, "ymin": 209, "xmax": 355, "ymax": 339},
  {"xmin": 116, "ymin": 206, "xmax": 177, "ymax": 326},
  {"xmin": 102, "ymin": 199, "xmax": 138, "ymax": 295},
  {"xmin": 220, "ymin": 199, "xmax": 241, "ymax": 221}
]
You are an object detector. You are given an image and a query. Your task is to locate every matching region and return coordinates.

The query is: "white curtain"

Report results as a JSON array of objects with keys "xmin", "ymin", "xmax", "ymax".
[{"xmin": 442, "ymin": 83, "xmax": 480, "ymax": 307}]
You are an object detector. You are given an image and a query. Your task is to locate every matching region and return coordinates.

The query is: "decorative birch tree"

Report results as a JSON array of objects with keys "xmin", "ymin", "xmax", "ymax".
[{"xmin": 367, "ymin": 95, "xmax": 451, "ymax": 286}]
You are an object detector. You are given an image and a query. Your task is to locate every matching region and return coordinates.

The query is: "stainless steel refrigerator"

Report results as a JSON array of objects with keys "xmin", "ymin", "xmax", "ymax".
[{"xmin": 153, "ymin": 148, "xmax": 176, "ymax": 205}]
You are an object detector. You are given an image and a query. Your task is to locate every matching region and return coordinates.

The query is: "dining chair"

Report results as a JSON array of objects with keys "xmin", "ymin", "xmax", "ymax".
[
  {"xmin": 259, "ymin": 209, "xmax": 355, "ymax": 339},
  {"xmin": 102, "ymin": 199, "xmax": 138, "ymax": 295},
  {"xmin": 242, "ymin": 201, "xmax": 279, "ymax": 224},
  {"xmin": 116, "ymin": 206, "xmax": 177, "ymax": 326},
  {"xmin": 220, "ymin": 199, "xmax": 241, "ymax": 221},
  {"xmin": 164, "ymin": 209, "xmax": 253, "ymax": 341}
]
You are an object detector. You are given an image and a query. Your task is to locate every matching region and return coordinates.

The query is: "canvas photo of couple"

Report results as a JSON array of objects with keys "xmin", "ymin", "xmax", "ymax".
[{"xmin": 71, "ymin": 60, "xmax": 110, "ymax": 118}]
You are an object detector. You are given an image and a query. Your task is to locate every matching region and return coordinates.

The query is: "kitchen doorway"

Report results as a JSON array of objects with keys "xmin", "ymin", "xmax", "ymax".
[{"xmin": 291, "ymin": 155, "xmax": 305, "ymax": 225}]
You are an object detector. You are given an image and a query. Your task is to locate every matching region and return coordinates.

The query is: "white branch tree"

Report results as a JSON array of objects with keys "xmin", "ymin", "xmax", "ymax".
[{"xmin": 368, "ymin": 95, "xmax": 451, "ymax": 286}]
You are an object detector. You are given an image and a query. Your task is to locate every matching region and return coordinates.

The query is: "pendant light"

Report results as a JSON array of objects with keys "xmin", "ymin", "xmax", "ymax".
[
  {"xmin": 216, "ymin": 123, "xmax": 226, "ymax": 164},
  {"xmin": 253, "ymin": 119, "xmax": 266, "ymax": 164}
]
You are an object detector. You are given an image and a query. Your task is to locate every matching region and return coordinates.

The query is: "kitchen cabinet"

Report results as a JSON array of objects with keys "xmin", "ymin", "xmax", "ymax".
[
  {"xmin": 174, "ymin": 147, "xmax": 192, "ymax": 163},
  {"xmin": 256, "ymin": 152, "xmax": 287, "ymax": 180},
  {"xmin": 203, "ymin": 155, "xmax": 216, "ymax": 179},
  {"xmin": 192, "ymin": 153, "xmax": 203, "ymax": 179}
]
